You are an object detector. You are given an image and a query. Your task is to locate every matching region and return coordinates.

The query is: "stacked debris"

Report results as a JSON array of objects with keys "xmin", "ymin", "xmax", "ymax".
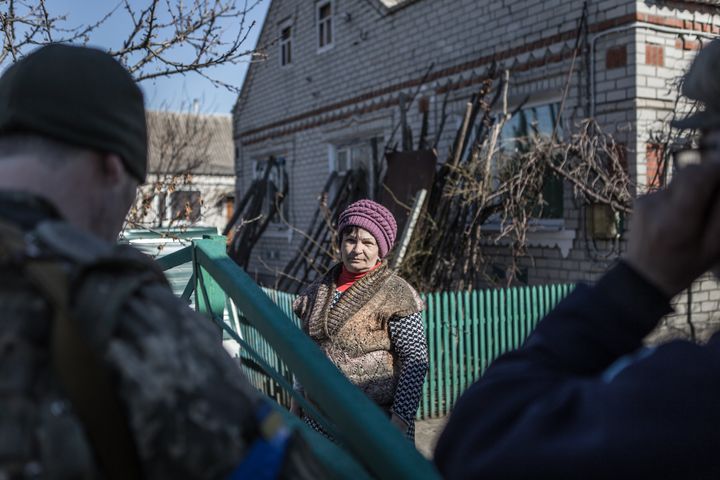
[{"xmin": 395, "ymin": 69, "xmax": 515, "ymax": 291}]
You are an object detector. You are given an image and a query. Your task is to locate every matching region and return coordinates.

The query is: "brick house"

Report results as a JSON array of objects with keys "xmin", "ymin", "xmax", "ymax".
[
  {"xmin": 132, "ymin": 111, "xmax": 236, "ymax": 232},
  {"xmin": 233, "ymin": 0, "xmax": 720, "ymax": 337}
]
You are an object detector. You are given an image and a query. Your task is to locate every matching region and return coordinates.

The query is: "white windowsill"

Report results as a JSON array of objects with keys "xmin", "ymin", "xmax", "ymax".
[{"xmin": 482, "ymin": 220, "xmax": 576, "ymax": 258}]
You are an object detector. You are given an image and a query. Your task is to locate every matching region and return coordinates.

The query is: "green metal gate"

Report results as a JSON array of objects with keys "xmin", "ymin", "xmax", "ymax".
[{"xmin": 156, "ymin": 236, "xmax": 439, "ymax": 479}]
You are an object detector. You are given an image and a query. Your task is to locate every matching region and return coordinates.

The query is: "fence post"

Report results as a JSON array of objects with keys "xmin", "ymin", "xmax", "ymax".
[{"xmin": 193, "ymin": 235, "xmax": 227, "ymax": 336}]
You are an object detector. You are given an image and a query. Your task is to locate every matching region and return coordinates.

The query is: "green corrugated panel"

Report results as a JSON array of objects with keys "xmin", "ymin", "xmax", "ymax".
[
  {"xmin": 419, "ymin": 303, "xmax": 429, "ymax": 419},
  {"xmin": 531, "ymin": 286, "xmax": 540, "ymax": 330},
  {"xmin": 458, "ymin": 291, "xmax": 466, "ymax": 400},
  {"xmin": 449, "ymin": 291, "xmax": 459, "ymax": 406},
  {"xmin": 515, "ymin": 287, "xmax": 523, "ymax": 342},
  {"xmin": 437, "ymin": 292, "xmax": 445, "ymax": 415},
  {"xmin": 435, "ymin": 292, "xmax": 442, "ymax": 417},
  {"xmin": 518, "ymin": 288, "xmax": 526, "ymax": 346},
  {"xmin": 487, "ymin": 289, "xmax": 494, "ymax": 361},
  {"xmin": 424, "ymin": 293, "xmax": 433, "ymax": 418},
  {"xmin": 477, "ymin": 289, "xmax": 486, "ymax": 374},
  {"xmin": 483, "ymin": 289, "xmax": 492, "ymax": 373},
  {"xmin": 504, "ymin": 287, "xmax": 512, "ymax": 351},
  {"xmin": 463, "ymin": 290, "xmax": 473, "ymax": 390},
  {"xmin": 507, "ymin": 288, "xmax": 513, "ymax": 349},
  {"xmin": 567, "ymin": 284, "xmax": 575, "ymax": 301},
  {"xmin": 518, "ymin": 287, "xmax": 526, "ymax": 344},
  {"xmin": 471, "ymin": 289, "xmax": 480, "ymax": 379},
  {"xmin": 436, "ymin": 292, "xmax": 444, "ymax": 416},
  {"xmin": 526, "ymin": 287, "xmax": 534, "ymax": 338},
  {"xmin": 440, "ymin": 292, "xmax": 452, "ymax": 415},
  {"xmin": 499, "ymin": 288, "xmax": 508, "ymax": 354},
  {"xmin": 490, "ymin": 289, "xmax": 499, "ymax": 360}
]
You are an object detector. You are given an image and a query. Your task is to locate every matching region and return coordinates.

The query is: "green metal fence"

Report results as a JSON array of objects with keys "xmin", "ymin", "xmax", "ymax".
[
  {"xmin": 153, "ymin": 233, "xmax": 574, "ymax": 477},
  {"xmin": 243, "ymin": 282, "xmax": 575, "ymax": 419},
  {"xmin": 419, "ymin": 284, "xmax": 574, "ymax": 418}
]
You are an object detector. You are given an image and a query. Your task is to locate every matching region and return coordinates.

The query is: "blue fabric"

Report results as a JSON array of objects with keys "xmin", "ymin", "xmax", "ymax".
[
  {"xmin": 435, "ymin": 261, "xmax": 720, "ymax": 479},
  {"xmin": 227, "ymin": 403, "xmax": 290, "ymax": 480},
  {"xmin": 601, "ymin": 346, "xmax": 656, "ymax": 383}
]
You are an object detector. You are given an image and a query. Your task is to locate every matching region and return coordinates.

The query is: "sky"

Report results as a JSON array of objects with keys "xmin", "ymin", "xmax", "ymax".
[{"xmin": 47, "ymin": 0, "xmax": 271, "ymax": 114}]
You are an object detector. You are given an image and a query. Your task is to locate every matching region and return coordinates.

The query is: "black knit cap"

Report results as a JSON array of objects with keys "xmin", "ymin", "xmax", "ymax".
[{"xmin": 0, "ymin": 43, "xmax": 147, "ymax": 182}]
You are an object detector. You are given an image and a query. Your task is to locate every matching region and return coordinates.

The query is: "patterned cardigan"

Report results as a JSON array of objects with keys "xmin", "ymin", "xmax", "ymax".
[{"xmin": 293, "ymin": 262, "xmax": 425, "ymax": 408}]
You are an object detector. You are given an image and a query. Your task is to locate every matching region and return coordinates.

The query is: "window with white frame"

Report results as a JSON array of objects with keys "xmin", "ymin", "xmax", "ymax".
[
  {"xmin": 498, "ymin": 103, "xmax": 564, "ymax": 220},
  {"xmin": 279, "ymin": 22, "xmax": 292, "ymax": 66},
  {"xmin": 329, "ymin": 136, "xmax": 383, "ymax": 198},
  {"xmin": 317, "ymin": 1, "xmax": 333, "ymax": 50},
  {"xmin": 253, "ymin": 156, "xmax": 289, "ymax": 227},
  {"xmin": 169, "ymin": 190, "xmax": 202, "ymax": 223}
]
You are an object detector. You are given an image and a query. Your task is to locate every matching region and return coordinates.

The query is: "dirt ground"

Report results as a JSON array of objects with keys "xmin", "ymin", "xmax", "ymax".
[{"xmin": 414, "ymin": 416, "xmax": 447, "ymax": 459}]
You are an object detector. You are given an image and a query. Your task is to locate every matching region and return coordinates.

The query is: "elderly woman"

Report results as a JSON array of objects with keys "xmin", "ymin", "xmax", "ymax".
[{"xmin": 291, "ymin": 199, "xmax": 429, "ymax": 442}]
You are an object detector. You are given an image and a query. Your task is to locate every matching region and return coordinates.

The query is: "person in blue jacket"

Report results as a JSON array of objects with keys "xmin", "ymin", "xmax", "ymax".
[{"xmin": 435, "ymin": 39, "xmax": 720, "ymax": 480}]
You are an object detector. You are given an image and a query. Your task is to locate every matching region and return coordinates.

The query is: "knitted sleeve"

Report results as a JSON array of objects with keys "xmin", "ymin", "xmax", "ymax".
[
  {"xmin": 292, "ymin": 281, "xmax": 321, "ymax": 334},
  {"xmin": 389, "ymin": 311, "xmax": 429, "ymax": 440}
]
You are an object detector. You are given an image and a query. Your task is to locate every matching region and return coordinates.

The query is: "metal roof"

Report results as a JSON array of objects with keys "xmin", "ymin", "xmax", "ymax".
[{"xmin": 146, "ymin": 111, "xmax": 234, "ymax": 176}]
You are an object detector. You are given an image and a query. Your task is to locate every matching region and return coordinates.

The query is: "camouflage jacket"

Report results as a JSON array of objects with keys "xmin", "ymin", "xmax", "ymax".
[{"xmin": 0, "ymin": 192, "xmax": 323, "ymax": 479}]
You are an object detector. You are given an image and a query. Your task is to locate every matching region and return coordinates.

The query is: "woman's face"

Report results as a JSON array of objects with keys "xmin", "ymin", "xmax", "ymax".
[{"xmin": 340, "ymin": 227, "xmax": 380, "ymax": 273}]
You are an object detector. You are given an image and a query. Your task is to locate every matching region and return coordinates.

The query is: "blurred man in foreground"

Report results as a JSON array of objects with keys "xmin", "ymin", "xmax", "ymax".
[{"xmin": 0, "ymin": 44, "xmax": 322, "ymax": 479}]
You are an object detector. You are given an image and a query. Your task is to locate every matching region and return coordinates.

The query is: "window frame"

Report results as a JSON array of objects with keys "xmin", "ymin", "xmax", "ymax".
[
  {"xmin": 494, "ymin": 100, "xmax": 566, "ymax": 225},
  {"xmin": 316, "ymin": 0, "xmax": 334, "ymax": 52},
  {"xmin": 278, "ymin": 19, "xmax": 293, "ymax": 67},
  {"xmin": 328, "ymin": 136, "xmax": 383, "ymax": 199},
  {"xmin": 476, "ymin": 97, "xmax": 577, "ymax": 253},
  {"xmin": 168, "ymin": 189, "xmax": 203, "ymax": 225}
]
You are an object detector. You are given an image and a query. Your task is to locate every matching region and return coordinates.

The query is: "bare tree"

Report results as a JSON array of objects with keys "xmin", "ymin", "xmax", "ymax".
[
  {"xmin": 0, "ymin": 0, "xmax": 263, "ymax": 91},
  {"xmin": 391, "ymin": 69, "xmax": 634, "ymax": 291},
  {"xmin": 127, "ymin": 105, "xmax": 215, "ymax": 230}
]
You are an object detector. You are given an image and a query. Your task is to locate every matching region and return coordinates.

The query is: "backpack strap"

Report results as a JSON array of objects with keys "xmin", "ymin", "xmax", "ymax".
[
  {"xmin": 27, "ymin": 259, "xmax": 145, "ymax": 480},
  {"xmin": 70, "ymin": 246, "xmax": 169, "ymax": 348},
  {"xmin": 0, "ymin": 219, "xmax": 145, "ymax": 479}
]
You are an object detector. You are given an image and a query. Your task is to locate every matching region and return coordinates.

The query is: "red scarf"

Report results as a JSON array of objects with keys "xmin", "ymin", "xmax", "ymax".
[{"xmin": 336, "ymin": 263, "xmax": 380, "ymax": 292}]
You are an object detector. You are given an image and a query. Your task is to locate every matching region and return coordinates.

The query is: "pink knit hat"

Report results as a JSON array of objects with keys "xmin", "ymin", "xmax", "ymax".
[{"xmin": 337, "ymin": 199, "xmax": 397, "ymax": 258}]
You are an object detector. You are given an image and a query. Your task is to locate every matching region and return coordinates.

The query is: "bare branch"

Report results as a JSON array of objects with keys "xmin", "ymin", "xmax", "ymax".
[{"xmin": 0, "ymin": 0, "xmax": 262, "ymax": 92}]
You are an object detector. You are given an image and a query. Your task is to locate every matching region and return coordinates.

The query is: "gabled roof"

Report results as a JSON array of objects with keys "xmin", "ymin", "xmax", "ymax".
[{"xmin": 147, "ymin": 111, "xmax": 234, "ymax": 176}]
